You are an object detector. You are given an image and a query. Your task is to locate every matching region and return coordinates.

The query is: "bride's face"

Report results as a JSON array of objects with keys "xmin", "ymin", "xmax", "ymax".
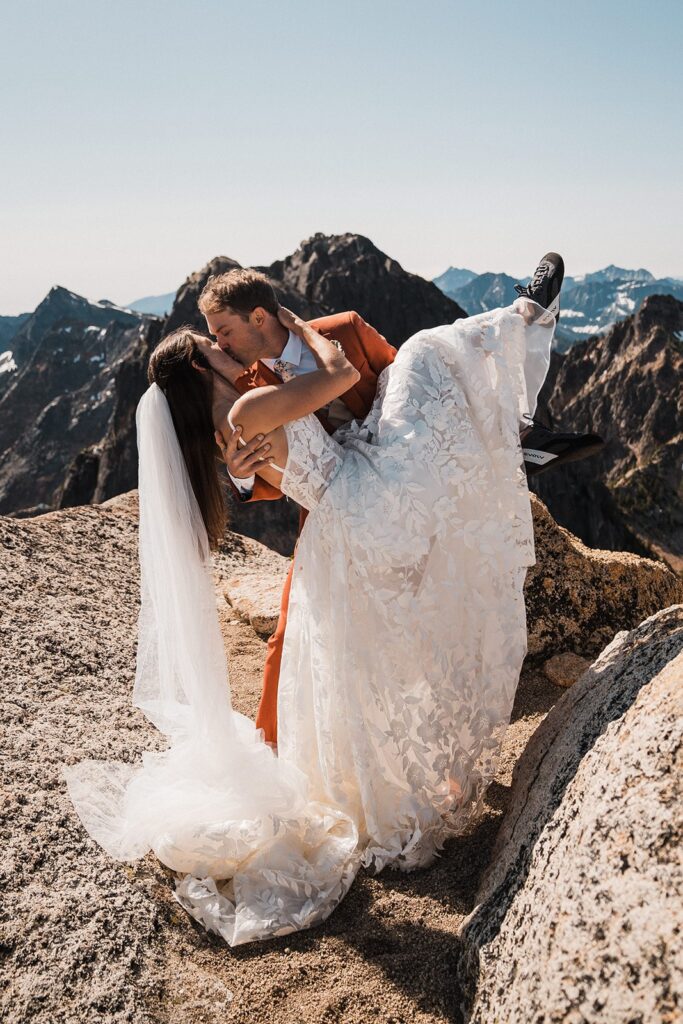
[{"xmin": 192, "ymin": 336, "xmax": 244, "ymax": 384}]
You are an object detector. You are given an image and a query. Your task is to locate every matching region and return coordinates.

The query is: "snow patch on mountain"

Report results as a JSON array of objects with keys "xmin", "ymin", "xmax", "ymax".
[{"xmin": 0, "ymin": 351, "xmax": 17, "ymax": 373}]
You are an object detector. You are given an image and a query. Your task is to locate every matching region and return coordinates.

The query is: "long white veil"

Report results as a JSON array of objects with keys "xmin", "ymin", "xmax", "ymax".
[
  {"xmin": 63, "ymin": 384, "xmax": 358, "ymax": 944},
  {"xmin": 132, "ymin": 381, "xmax": 237, "ymax": 742}
]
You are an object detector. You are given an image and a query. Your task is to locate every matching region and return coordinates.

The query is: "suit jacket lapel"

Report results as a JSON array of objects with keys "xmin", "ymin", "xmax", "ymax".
[
  {"xmin": 233, "ymin": 361, "xmax": 282, "ymax": 393},
  {"xmin": 255, "ymin": 361, "xmax": 282, "ymax": 387}
]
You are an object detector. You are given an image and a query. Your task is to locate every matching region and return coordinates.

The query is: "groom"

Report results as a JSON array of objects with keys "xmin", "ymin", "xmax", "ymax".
[{"xmin": 201, "ymin": 261, "xmax": 602, "ymax": 747}]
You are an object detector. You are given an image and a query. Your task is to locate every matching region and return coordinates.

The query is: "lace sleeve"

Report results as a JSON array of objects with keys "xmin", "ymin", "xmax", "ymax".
[{"xmin": 280, "ymin": 415, "xmax": 344, "ymax": 512}]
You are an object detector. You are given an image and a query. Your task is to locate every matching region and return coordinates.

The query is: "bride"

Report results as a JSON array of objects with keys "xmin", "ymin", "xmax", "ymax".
[{"xmin": 63, "ymin": 277, "xmax": 557, "ymax": 947}]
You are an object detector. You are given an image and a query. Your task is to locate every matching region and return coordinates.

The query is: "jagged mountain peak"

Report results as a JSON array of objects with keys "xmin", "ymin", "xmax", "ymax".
[
  {"xmin": 4, "ymin": 286, "xmax": 144, "ymax": 377},
  {"xmin": 263, "ymin": 232, "xmax": 467, "ymax": 346},
  {"xmin": 34, "ymin": 288, "xmax": 137, "ymax": 325},
  {"xmin": 33, "ymin": 285, "xmax": 137, "ymax": 320},
  {"xmin": 437, "ymin": 270, "xmax": 523, "ymax": 316},
  {"xmin": 282, "ymin": 232, "xmax": 407, "ymax": 277},
  {"xmin": 435, "ymin": 262, "xmax": 683, "ymax": 348},
  {"xmin": 431, "ymin": 267, "xmax": 479, "ymax": 298},
  {"xmin": 42, "ymin": 284, "xmax": 93, "ymax": 308},
  {"xmin": 301, "ymin": 231, "xmax": 378, "ymax": 251},
  {"xmin": 532, "ymin": 294, "xmax": 683, "ymax": 569},
  {"xmin": 635, "ymin": 292, "xmax": 683, "ymax": 333},
  {"xmin": 434, "ymin": 265, "xmax": 477, "ymax": 280},
  {"xmin": 584, "ymin": 264, "xmax": 656, "ymax": 284}
]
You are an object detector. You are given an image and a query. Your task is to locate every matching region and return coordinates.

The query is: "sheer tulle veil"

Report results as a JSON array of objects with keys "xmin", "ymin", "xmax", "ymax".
[
  {"xmin": 130, "ymin": 381, "xmax": 236, "ymax": 744},
  {"xmin": 62, "ymin": 383, "xmax": 342, "ymax": 886}
]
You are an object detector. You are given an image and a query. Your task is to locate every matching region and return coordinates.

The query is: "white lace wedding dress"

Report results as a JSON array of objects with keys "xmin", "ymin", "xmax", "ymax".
[{"xmin": 63, "ymin": 298, "xmax": 555, "ymax": 947}]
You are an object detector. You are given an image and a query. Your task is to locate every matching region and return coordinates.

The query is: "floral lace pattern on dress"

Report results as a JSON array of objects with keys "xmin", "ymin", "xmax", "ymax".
[
  {"xmin": 279, "ymin": 414, "xmax": 344, "ymax": 512},
  {"xmin": 270, "ymin": 302, "xmax": 552, "ymax": 878}
]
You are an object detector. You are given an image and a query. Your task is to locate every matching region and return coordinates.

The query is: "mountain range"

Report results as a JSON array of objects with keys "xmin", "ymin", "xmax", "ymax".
[
  {"xmin": 0, "ymin": 286, "xmax": 161, "ymax": 516},
  {"xmin": 0, "ymin": 234, "xmax": 464, "ymax": 552},
  {"xmin": 434, "ymin": 264, "xmax": 683, "ymax": 350},
  {"xmin": 530, "ymin": 292, "xmax": 683, "ymax": 572},
  {"xmin": 0, "ymin": 235, "xmax": 679, "ymax": 571}
]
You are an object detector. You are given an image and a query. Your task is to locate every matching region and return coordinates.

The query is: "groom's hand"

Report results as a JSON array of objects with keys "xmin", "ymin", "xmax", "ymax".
[{"xmin": 215, "ymin": 426, "xmax": 273, "ymax": 478}]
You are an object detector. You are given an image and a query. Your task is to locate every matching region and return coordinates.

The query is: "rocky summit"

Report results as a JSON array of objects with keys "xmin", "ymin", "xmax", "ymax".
[
  {"xmin": 531, "ymin": 293, "xmax": 683, "ymax": 573},
  {"xmin": 458, "ymin": 604, "xmax": 683, "ymax": 1023},
  {"xmin": 1, "ymin": 492, "xmax": 681, "ymax": 1023},
  {"xmin": 3, "ymin": 286, "xmax": 142, "ymax": 377}
]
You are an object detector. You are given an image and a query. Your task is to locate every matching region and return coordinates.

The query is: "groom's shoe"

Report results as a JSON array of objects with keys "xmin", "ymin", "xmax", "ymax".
[
  {"xmin": 514, "ymin": 252, "xmax": 564, "ymax": 325},
  {"xmin": 521, "ymin": 417, "xmax": 606, "ymax": 477}
]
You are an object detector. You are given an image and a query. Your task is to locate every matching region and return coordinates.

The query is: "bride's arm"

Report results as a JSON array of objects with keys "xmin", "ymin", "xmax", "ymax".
[{"xmin": 229, "ymin": 307, "xmax": 360, "ymax": 438}]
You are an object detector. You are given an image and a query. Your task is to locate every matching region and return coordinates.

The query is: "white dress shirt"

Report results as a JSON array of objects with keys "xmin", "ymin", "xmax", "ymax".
[
  {"xmin": 228, "ymin": 330, "xmax": 355, "ymax": 499},
  {"xmin": 263, "ymin": 329, "xmax": 317, "ymax": 376}
]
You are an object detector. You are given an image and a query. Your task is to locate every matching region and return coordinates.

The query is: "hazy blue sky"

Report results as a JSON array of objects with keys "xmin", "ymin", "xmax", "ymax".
[{"xmin": 1, "ymin": 0, "xmax": 681, "ymax": 313}]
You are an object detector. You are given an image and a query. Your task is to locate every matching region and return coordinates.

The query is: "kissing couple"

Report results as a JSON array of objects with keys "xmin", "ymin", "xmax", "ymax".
[{"xmin": 64, "ymin": 254, "xmax": 603, "ymax": 946}]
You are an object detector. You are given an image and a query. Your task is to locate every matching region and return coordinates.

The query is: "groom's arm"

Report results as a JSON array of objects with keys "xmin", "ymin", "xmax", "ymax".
[
  {"xmin": 247, "ymin": 475, "xmax": 284, "ymax": 502},
  {"xmin": 221, "ymin": 431, "xmax": 284, "ymax": 503}
]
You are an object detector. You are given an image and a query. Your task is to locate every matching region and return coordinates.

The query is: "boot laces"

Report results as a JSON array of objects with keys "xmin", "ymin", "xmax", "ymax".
[
  {"xmin": 515, "ymin": 260, "xmax": 551, "ymax": 299},
  {"xmin": 529, "ymin": 261, "xmax": 551, "ymax": 289}
]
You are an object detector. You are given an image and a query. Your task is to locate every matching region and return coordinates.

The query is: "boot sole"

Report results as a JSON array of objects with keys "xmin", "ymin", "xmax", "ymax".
[{"xmin": 524, "ymin": 440, "xmax": 606, "ymax": 477}]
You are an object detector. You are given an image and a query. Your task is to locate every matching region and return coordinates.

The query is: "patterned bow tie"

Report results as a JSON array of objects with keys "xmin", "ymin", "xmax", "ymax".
[{"xmin": 272, "ymin": 359, "xmax": 296, "ymax": 382}]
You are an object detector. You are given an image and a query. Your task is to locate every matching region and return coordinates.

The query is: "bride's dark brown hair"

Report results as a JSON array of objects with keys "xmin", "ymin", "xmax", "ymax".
[{"xmin": 147, "ymin": 327, "xmax": 228, "ymax": 551}]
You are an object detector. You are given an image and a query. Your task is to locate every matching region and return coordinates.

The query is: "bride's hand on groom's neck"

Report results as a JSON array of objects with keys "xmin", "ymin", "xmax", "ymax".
[
  {"xmin": 276, "ymin": 305, "xmax": 349, "ymax": 373},
  {"xmin": 277, "ymin": 305, "xmax": 306, "ymax": 338}
]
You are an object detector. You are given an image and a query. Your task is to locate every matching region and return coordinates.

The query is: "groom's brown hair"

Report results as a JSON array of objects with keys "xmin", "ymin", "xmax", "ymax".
[{"xmin": 198, "ymin": 268, "xmax": 279, "ymax": 320}]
